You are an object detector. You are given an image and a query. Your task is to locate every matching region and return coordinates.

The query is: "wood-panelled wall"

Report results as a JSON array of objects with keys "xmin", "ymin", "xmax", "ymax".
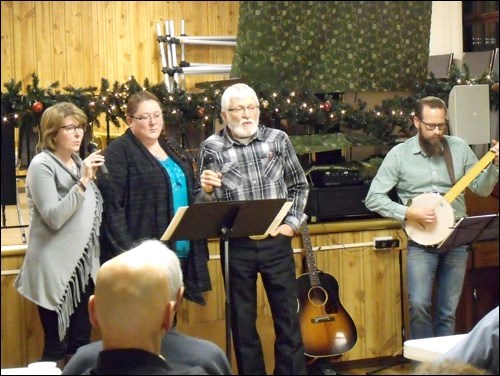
[{"xmin": 1, "ymin": 1, "xmax": 240, "ymax": 91}]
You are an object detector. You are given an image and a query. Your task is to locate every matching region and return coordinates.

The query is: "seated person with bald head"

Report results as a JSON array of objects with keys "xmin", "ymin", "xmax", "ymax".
[{"xmin": 86, "ymin": 239, "xmax": 210, "ymax": 375}]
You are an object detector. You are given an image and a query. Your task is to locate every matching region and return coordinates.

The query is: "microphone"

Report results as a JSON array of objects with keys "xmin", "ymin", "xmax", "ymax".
[
  {"xmin": 204, "ymin": 155, "xmax": 222, "ymax": 200},
  {"xmin": 87, "ymin": 142, "xmax": 109, "ymax": 175}
]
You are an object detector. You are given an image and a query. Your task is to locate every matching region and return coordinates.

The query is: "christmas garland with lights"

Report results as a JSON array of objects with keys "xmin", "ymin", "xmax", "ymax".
[{"xmin": 1, "ymin": 65, "xmax": 498, "ymax": 154}]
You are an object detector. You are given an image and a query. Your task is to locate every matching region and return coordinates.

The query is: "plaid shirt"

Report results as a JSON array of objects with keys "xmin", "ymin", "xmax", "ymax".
[{"xmin": 197, "ymin": 125, "xmax": 309, "ymax": 231}]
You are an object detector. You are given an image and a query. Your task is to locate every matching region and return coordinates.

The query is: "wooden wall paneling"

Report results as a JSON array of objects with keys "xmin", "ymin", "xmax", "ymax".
[
  {"xmin": 1, "ymin": 2, "xmax": 15, "ymax": 80},
  {"xmin": 338, "ymin": 231, "xmax": 367, "ymax": 361},
  {"xmin": 363, "ymin": 232, "xmax": 401, "ymax": 359},
  {"xmin": 13, "ymin": 2, "xmax": 36, "ymax": 83},
  {"xmin": 210, "ymin": 240, "xmax": 226, "ymax": 321},
  {"xmin": 90, "ymin": 2, "xmax": 106, "ymax": 87},
  {"xmin": 79, "ymin": 3, "xmax": 94, "ymax": 87},
  {"xmin": 116, "ymin": 2, "xmax": 132, "ymax": 83},
  {"xmin": 128, "ymin": 2, "xmax": 151, "ymax": 83},
  {"xmin": 182, "ymin": 1, "xmax": 212, "ymax": 90},
  {"xmin": 2, "ymin": 256, "xmax": 22, "ymax": 367},
  {"xmin": 148, "ymin": 2, "xmax": 170, "ymax": 85},
  {"xmin": 1, "ymin": 253, "xmax": 43, "ymax": 368},
  {"xmin": 206, "ymin": 1, "xmax": 237, "ymax": 85},
  {"xmin": 306, "ymin": 228, "xmax": 405, "ymax": 362},
  {"xmin": 64, "ymin": 2, "xmax": 84, "ymax": 87},
  {"xmin": 340, "ymin": 231, "xmax": 368, "ymax": 361},
  {"xmin": 103, "ymin": 2, "xmax": 118, "ymax": 82},
  {"xmin": 34, "ymin": 2, "xmax": 53, "ymax": 85},
  {"xmin": 1, "ymin": 2, "xmax": 240, "ymax": 91},
  {"xmin": 51, "ymin": 2, "xmax": 66, "ymax": 87}
]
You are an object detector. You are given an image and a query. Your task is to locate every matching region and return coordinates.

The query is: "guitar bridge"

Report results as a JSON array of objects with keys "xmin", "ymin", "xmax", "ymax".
[{"xmin": 311, "ymin": 316, "xmax": 335, "ymax": 323}]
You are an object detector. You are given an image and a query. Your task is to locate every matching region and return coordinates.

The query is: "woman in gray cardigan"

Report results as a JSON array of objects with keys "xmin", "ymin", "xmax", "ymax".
[{"xmin": 14, "ymin": 102, "xmax": 105, "ymax": 367}]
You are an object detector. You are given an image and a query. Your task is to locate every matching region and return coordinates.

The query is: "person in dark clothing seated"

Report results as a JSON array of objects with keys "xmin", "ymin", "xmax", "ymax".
[
  {"xmin": 63, "ymin": 328, "xmax": 231, "ymax": 375},
  {"xmin": 84, "ymin": 239, "xmax": 214, "ymax": 375}
]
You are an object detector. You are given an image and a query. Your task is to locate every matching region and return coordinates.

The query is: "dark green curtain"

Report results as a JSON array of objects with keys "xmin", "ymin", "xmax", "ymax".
[{"xmin": 231, "ymin": 1, "xmax": 432, "ymax": 92}]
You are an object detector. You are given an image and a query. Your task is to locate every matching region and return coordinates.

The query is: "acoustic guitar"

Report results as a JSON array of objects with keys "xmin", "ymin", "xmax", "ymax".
[
  {"xmin": 405, "ymin": 150, "xmax": 496, "ymax": 246},
  {"xmin": 296, "ymin": 224, "xmax": 357, "ymax": 358}
]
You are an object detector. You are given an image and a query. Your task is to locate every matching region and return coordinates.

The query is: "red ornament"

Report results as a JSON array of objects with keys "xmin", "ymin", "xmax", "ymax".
[
  {"xmin": 320, "ymin": 100, "xmax": 332, "ymax": 112},
  {"xmin": 32, "ymin": 101, "xmax": 44, "ymax": 113}
]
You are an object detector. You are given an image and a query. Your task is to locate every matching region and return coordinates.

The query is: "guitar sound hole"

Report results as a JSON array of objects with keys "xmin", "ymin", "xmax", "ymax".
[{"xmin": 308, "ymin": 286, "xmax": 327, "ymax": 306}]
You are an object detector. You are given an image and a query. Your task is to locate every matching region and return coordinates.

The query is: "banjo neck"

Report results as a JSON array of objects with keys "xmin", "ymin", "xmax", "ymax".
[{"xmin": 443, "ymin": 150, "xmax": 496, "ymax": 205}]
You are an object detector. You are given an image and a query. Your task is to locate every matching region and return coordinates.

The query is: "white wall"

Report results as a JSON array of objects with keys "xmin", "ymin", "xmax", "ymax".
[{"xmin": 429, "ymin": 1, "xmax": 463, "ymax": 59}]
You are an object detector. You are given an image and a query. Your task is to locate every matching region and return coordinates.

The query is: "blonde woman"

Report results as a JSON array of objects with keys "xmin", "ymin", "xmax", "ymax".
[{"xmin": 15, "ymin": 102, "xmax": 105, "ymax": 367}]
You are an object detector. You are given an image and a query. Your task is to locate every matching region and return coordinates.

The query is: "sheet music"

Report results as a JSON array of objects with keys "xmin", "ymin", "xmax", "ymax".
[
  {"xmin": 438, "ymin": 214, "xmax": 499, "ymax": 249},
  {"xmin": 161, "ymin": 206, "xmax": 188, "ymax": 241},
  {"xmin": 437, "ymin": 217, "xmax": 464, "ymax": 248},
  {"xmin": 160, "ymin": 199, "xmax": 291, "ymax": 241},
  {"xmin": 256, "ymin": 201, "xmax": 293, "ymax": 237}
]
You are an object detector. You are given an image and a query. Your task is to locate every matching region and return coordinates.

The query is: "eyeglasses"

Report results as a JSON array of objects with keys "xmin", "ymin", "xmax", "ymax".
[
  {"xmin": 420, "ymin": 119, "xmax": 448, "ymax": 131},
  {"xmin": 130, "ymin": 112, "xmax": 163, "ymax": 122},
  {"xmin": 227, "ymin": 105, "xmax": 258, "ymax": 115},
  {"xmin": 61, "ymin": 124, "xmax": 85, "ymax": 134}
]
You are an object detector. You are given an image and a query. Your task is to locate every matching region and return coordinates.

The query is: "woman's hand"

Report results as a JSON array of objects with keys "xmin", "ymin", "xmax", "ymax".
[{"xmin": 80, "ymin": 150, "xmax": 106, "ymax": 185}]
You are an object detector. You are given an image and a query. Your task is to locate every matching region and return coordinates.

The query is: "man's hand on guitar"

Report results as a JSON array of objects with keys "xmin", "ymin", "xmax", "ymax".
[
  {"xmin": 406, "ymin": 206, "xmax": 437, "ymax": 225},
  {"xmin": 490, "ymin": 139, "xmax": 499, "ymax": 166}
]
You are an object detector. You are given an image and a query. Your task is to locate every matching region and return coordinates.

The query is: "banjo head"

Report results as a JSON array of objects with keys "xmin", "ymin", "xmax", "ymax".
[{"xmin": 405, "ymin": 193, "xmax": 455, "ymax": 246}]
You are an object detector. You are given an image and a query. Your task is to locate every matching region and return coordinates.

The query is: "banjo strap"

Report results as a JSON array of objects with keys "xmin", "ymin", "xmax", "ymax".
[{"xmin": 442, "ymin": 138, "xmax": 456, "ymax": 185}]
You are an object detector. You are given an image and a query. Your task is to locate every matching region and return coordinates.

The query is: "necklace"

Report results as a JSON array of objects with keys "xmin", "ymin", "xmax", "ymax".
[
  {"xmin": 155, "ymin": 154, "xmax": 168, "ymax": 161},
  {"xmin": 69, "ymin": 162, "xmax": 79, "ymax": 176}
]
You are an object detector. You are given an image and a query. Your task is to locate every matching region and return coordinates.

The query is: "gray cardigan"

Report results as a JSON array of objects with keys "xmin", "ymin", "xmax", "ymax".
[{"xmin": 14, "ymin": 150, "xmax": 103, "ymax": 340}]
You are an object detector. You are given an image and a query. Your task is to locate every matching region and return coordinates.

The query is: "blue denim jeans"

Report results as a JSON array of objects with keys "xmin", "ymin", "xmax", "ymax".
[{"xmin": 407, "ymin": 242, "xmax": 469, "ymax": 339}]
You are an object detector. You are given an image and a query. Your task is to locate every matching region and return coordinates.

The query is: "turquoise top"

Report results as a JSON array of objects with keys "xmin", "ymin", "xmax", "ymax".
[{"xmin": 159, "ymin": 157, "xmax": 190, "ymax": 258}]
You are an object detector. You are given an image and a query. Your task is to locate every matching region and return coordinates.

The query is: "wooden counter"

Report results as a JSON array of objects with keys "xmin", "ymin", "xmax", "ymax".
[{"xmin": 2, "ymin": 218, "xmax": 407, "ymax": 372}]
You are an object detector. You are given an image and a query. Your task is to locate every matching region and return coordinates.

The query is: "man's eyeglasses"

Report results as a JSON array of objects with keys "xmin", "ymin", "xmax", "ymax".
[
  {"xmin": 420, "ymin": 119, "xmax": 448, "ymax": 131},
  {"xmin": 61, "ymin": 124, "xmax": 85, "ymax": 134},
  {"xmin": 227, "ymin": 105, "xmax": 258, "ymax": 115},
  {"xmin": 130, "ymin": 112, "xmax": 163, "ymax": 122}
]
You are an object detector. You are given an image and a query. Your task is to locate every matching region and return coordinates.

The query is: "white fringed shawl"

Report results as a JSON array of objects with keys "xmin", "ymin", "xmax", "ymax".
[{"xmin": 14, "ymin": 151, "xmax": 103, "ymax": 340}]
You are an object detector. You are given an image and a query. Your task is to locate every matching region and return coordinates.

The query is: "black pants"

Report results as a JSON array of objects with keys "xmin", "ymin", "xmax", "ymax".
[
  {"xmin": 37, "ymin": 279, "xmax": 94, "ymax": 361},
  {"xmin": 221, "ymin": 235, "xmax": 307, "ymax": 375}
]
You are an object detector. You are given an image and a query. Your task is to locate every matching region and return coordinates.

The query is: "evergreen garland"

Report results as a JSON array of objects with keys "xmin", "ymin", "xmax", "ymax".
[{"xmin": 2, "ymin": 67, "xmax": 498, "ymax": 149}]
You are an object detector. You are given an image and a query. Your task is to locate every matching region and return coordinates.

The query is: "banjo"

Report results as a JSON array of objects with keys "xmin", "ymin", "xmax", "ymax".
[{"xmin": 405, "ymin": 150, "xmax": 496, "ymax": 246}]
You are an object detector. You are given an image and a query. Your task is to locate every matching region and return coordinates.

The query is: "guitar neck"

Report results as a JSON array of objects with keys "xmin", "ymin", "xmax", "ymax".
[
  {"xmin": 301, "ymin": 224, "xmax": 320, "ymax": 287},
  {"xmin": 443, "ymin": 150, "xmax": 496, "ymax": 204}
]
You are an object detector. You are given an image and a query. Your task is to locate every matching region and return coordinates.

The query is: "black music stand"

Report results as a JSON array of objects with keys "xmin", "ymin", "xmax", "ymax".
[
  {"xmin": 438, "ymin": 214, "xmax": 499, "ymax": 248},
  {"xmin": 161, "ymin": 198, "xmax": 290, "ymax": 365}
]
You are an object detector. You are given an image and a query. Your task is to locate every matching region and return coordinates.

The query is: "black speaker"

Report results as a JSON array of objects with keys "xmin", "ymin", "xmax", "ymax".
[
  {"xmin": 1, "ymin": 122, "xmax": 17, "ymax": 205},
  {"xmin": 305, "ymin": 185, "xmax": 379, "ymax": 222}
]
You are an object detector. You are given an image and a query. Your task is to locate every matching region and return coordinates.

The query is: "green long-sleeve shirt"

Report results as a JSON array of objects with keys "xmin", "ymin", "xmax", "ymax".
[{"xmin": 365, "ymin": 135, "xmax": 499, "ymax": 223}]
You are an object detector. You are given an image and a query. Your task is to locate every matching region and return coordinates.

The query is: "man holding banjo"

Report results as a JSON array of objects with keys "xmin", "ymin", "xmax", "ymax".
[{"xmin": 365, "ymin": 96, "xmax": 499, "ymax": 340}]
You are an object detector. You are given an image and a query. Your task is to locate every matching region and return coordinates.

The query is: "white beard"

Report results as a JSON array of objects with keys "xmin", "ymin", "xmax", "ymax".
[{"xmin": 228, "ymin": 120, "xmax": 258, "ymax": 138}]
